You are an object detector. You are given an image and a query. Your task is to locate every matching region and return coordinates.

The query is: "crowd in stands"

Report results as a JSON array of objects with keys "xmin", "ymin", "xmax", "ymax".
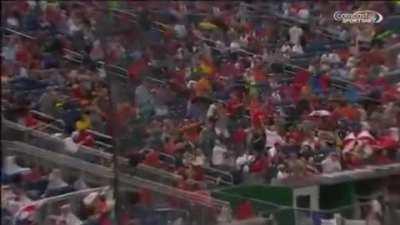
[
  {"xmin": 1, "ymin": 155, "xmax": 116, "ymax": 225},
  {"xmin": 2, "ymin": 2, "xmax": 400, "ymax": 223}
]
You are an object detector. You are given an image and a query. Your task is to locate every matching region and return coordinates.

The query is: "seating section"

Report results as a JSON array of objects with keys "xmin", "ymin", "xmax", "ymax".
[{"xmin": 2, "ymin": 1, "xmax": 400, "ymax": 225}]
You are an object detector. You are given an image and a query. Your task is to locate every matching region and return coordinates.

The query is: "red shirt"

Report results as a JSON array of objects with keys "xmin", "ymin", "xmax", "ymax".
[
  {"xmin": 143, "ymin": 151, "xmax": 161, "ymax": 167},
  {"xmin": 345, "ymin": 155, "xmax": 363, "ymax": 169},
  {"xmin": 24, "ymin": 113, "xmax": 38, "ymax": 128},
  {"xmin": 219, "ymin": 62, "xmax": 237, "ymax": 78},
  {"xmin": 226, "ymin": 97, "xmax": 242, "ymax": 117},
  {"xmin": 16, "ymin": 1, "xmax": 30, "ymax": 15},
  {"xmin": 232, "ymin": 128, "xmax": 247, "ymax": 144},
  {"xmin": 235, "ymin": 201, "xmax": 255, "ymax": 220},
  {"xmin": 75, "ymin": 131, "xmax": 95, "ymax": 147},
  {"xmin": 250, "ymin": 156, "xmax": 269, "ymax": 173},
  {"xmin": 71, "ymin": 85, "xmax": 84, "ymax": 100},
  {"xmin": 250, "ymin": 101, "xmax": 266, "ymax": 128},
  {"xmin": 252, "ymin": 66, "xmax": 266, "ymax": 82},
  {"xmin": 139, "ymin": 188, "xmax": 153, "ymax": 206},
  {"xmin": 15, "ymin": 48, "xmax": 30, "ymax": 66},
  {"xmin": 192, "ymin": 166, "xmax": 205, "ymax": 181},
  {"xmin": 375, "ymin": 155, "xmax": 392, "ymax": 165},
  {"xmin": 128, "ymin": 58, "xmax": 148, "ymax": 81},
  {"xmin": 287, "ymin": 130, "xmax": 305, "ymax": 144},
  {"xmin": 23, "ymin": 167, "xmax": 43, "ymax": 183}
]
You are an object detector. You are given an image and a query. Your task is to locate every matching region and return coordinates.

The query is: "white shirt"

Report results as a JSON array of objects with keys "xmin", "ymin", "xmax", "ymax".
[
  {"xmin": 292, "ymin": 44, "xmax": 304, "ymax": 55},
  {"xmin": 277, "ymin": 171, "xmax": 289, "ymax": 179},
  {"xmin": 265, "ymin": 129, "xmax": 284, "ymax": 148},
  {"xmin": 328, "ymin": 53, "xmax": 341, "ymax": 64},
  {"xmin": 321, "ymin": 53, "xmax": 340, "ymax": 64},
  {"xmin": 230, "ymin": 42, "xmax": 241, "ymax": 52},
  {"xmin": 371, "ymin": 200, "xmax": 382, "ymax": 215},
  {"xmin": 207, "ymin": 104, "xmax": 218, "ymax": 118},
  {"xmin": 268, "ymin": 146, "xmax": 277, "ymax": 158},
  {"xmin": 280, "ymin": 44, "xmax": 291, "ymax": 53},
  {"xmin": 236, "ymin": 154, "xmax": 255, "ymax": 170},
  {"xmin": 174, "ymin": 24, "xmax": 187, "ymax": 38},
  {"xmin": 67, "ymin": 18, "xmax": 81, "ymax": 35},
  {"xmin": 212, "ymin": 145, "xmax": 227, "ymax": 166},
  {"xmin": 2, "ymin": 46, "xmax": 16, "ymax": 60},
  {"xmin": 7, "ymin": 17, "xmax": 19, "ymax": 27},
  {"xmin": 321, "ymin": 157, "xmax": 342, "ymax": 173},
  {"xmin": 289, "ymin": 26, "xmax": 303, "ymax": 45}
]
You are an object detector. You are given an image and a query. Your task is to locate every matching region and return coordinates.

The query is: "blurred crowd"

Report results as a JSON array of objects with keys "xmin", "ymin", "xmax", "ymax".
[
  {"xmin": 2, "ymin": 2, "xmax": 400, "ymax": 222},
  {"xmin": 1, "ymin": 155, "xmax": 116, "ymax": 225}
]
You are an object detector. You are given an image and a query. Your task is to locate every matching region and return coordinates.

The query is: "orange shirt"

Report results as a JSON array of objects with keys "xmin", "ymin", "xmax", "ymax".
[
  {"xmin": 194, "ymin": 78, "xmax": 212, "ymax": 97},
  {"xmin": 180, "ymin": 122, "xmax": 201, "ymax": 142},
  {"xmin": 335, "ymin": 106, "xmax": 361, "ymax": 121}
]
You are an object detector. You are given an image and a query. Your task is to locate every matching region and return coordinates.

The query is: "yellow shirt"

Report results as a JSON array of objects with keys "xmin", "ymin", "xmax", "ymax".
[
  {"xmin": 76, "ymin": 115, "xmax": 92, "ymax": 131},
  {"xmin": 199, "ymin": 21, "xmax": 218, "ymax": 30}
]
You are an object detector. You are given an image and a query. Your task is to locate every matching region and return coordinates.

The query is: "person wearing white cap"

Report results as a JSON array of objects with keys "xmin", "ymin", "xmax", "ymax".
[{"xmin": 43, "ymin": 169, "xmax": 70, "ymax": 197}]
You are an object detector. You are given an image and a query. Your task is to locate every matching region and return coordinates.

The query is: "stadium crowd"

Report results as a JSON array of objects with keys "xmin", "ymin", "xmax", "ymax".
[{"xmin": 2, "ymin": 1, "xmax": 400, "ymax": 224}]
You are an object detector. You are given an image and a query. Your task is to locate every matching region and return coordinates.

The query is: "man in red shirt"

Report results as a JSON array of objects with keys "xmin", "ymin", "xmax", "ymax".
[
  {"xmin": 73, "ymin": 129, "xmax": 95, "ymax": 147},
  {"xmin": 142, "ymin": 150, "xmax": 161, "ymax": 168},
  {"xmin": 225, "ymin": 92, "xmax": 243, "ymax": 118},
  {"xmin": 250, "ymin": 153, "xmax": 269, "ymax": 174}
]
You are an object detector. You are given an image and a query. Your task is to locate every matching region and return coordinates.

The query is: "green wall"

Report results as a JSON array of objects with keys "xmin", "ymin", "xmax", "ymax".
[
  {"xmin": 212, "ymin": 185, "xmax": 294, "ymax": 225},
  {"xmin": 353, "ymin": 178, "xmax": 383, "ymax": 198},
  {"xmin": 320, "ymin": 182, "xmax": 355, "ymax": 210}
]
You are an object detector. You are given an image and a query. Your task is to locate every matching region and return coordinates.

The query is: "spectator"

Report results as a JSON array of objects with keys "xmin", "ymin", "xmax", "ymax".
[
  {"xmin": 212, "ymin": 139, "xmax": 228, "ymax": 168},
  {"xmin": 288, "ymin": 25, "xmax": 303, "ymax": 45},
  {"xmin": 321, "ymin": 153, "xmax": 342, "ymax": 173}
]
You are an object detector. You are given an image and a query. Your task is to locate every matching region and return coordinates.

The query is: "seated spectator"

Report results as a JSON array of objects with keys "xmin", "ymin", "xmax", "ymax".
[
  {"xmin": 42, "ymin": 169, "xmax": 72, "ymax": 198},
  {"xmin": 321, "ymin": 153, "xmax": 342, "ymax": 173},
  {"xmin": 142, "ymin": 149, "xmax": 161, "ymax": 168},
  {"xmin": 212, "ymin": 139, "xmax": 228, "ymax": 168},
  {"xmin": 72, "ymin": 129, "xmax": 95, "ymax": 148}
]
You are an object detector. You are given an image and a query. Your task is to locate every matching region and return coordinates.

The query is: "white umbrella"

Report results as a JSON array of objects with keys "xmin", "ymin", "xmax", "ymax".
[{"xmin": 343, "ymin": 130, "xmax": 375, "ymax": 153}]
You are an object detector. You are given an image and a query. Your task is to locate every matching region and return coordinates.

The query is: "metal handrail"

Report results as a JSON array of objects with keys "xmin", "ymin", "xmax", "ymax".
[
  {"xmin": 141, "ymin": 146, "xmax": 234, "ymax": 185},
  {"xmin": 2, "ymin": 27, "xmax": 129, "ymax": 80},
  {"xmin": 2, "ymin": 140, "xmax": 230, "ymax": 209},
  {"xmin": 12, "ymin": 187, "xmax": 110, "ymax": 225},
  {"xmin": 1, "ymin": 119, "xmax": 204, "ymax": 188},
  {"xmin": 28, "ymin": 110, "xmax": 114, "ymax": 149},
  {"xmin": 3, "ymin": 27, "xmax": 36, "ymax": 40}
]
